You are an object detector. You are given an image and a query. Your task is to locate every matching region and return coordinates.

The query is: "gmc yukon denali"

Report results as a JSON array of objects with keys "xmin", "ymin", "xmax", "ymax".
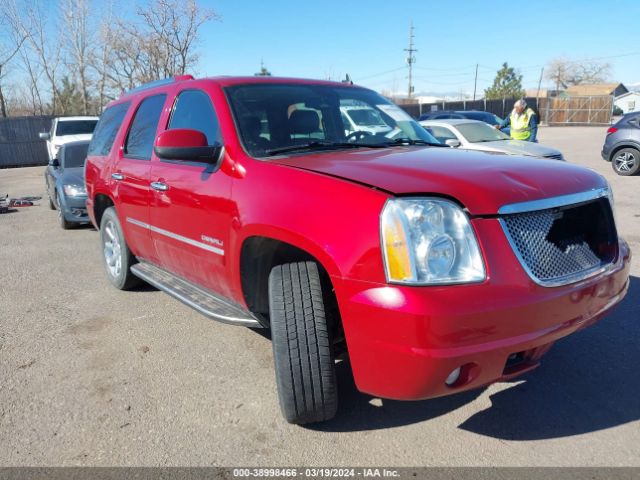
[{"xmin": 85, "ymin": 75, "xmax": 631, "ymax": 424}]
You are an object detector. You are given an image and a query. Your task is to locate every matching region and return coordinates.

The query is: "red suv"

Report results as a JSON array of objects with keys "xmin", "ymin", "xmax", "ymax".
[{"xmin": 85, "ymin": 75, "xmax": 631, "ymax": 424}]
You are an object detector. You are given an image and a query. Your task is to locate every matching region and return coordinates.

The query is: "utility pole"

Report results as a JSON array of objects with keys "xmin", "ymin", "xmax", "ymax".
[
  {"xmin": 472, "ymin": 64, "xmax": 478, "ymax": 101},
  {"xmin": 404, "ymin": 21, "xmax": 417, "ymax": 100},
  {"xmin": 536, "ymin": 66, "xmax": 544, "ymax": 109}
]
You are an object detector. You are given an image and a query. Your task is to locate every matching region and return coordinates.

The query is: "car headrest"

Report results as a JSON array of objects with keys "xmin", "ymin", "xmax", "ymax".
[
  {"xmin": 289, "ymin": 110, "xmax": 319, "ymax": 135},
  {"xmin": 242, "ymin": 116, "xmax": 262, "ymax": 136}
]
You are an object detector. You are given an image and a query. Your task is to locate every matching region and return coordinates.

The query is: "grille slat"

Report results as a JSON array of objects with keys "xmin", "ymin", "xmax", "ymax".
[{"xmin": 501, "ymin": 198, "xmax": 616, "ymax": 286}]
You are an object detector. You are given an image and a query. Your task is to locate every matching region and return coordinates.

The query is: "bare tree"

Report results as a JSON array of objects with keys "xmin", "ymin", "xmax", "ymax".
[
  {"xmin": 16, "ymin": 0, "xmax": 67, "ymax": 114},
  {"xmin": 546, "ymin": 57, "xmax": 612, "ymax": 90},
  {"xmin": 0, "ymin": 0, "xmax": 220, "ymax": 116},
  {"xmin": 0, "ymin": 1, "xmax": 28, "ymax": 116},
  {"xmin": 62, "ymin": 0, "xmax": 92, "ymax": 114},
  {"xmin": 136, "ymin": 0, "xmax": 219, "ymax": 77}
]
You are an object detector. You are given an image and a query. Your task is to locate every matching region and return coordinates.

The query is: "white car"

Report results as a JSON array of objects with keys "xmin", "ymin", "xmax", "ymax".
[
  {"xmin": 39, "ymin": 116, "xmax": 99, "ymax": 161},
  {"xmin": 340, "ymin": 106, "xmax": 393, "ymax": 136},
  {"xmin": 420, "ymin": 119, "xmax": 564, "ymax": 160}
]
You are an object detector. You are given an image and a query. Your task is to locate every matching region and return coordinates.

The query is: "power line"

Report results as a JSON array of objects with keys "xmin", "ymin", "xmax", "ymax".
[{"xmin": 356, "ymin": 66, "xmax": 406, "ymax": 81}]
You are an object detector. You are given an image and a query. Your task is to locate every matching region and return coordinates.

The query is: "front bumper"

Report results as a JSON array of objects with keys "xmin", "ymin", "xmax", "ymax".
[
  {"xmin": 333, "ymin": 232, "xmax": 631, "ymax": 401},
  {"xmin": 60, "ymin": 195, "xmax": 89, "ymax": 223}
]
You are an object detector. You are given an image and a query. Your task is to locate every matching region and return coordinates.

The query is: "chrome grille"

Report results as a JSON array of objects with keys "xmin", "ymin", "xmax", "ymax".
[{"xmin": 501, "ymin": 197, "xmax": 617, "ymax": 286}]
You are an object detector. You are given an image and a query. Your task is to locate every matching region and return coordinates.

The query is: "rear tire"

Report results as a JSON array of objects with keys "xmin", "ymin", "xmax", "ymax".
[
  {"xmin": 269, "ymin": 261, "xmax": 338, "ymax": 424},
  {"xmin": 612, "ymin": 147, "xmax": 640, "ymax": 176},
  {"xmin": 99, "ymin": 207, "xmax": 140, "ymax": 290}
]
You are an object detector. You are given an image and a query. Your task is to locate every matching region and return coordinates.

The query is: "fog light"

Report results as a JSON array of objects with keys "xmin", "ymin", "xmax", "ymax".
[{"xmin": 445, "ymin": 367, "xmax": 461, "ymax": 386}]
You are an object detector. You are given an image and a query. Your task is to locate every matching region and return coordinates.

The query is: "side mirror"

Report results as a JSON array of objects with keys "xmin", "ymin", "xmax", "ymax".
[
  {"xmin": 445, "ymin": 139, "xmax": 461, "ymax": 148},
  {"xmin": 39, "ymin": 132, "xmax": 51, "ymax": 140},
  {"xmin": 154, "ymin": 129, "xmax": 222, "ymax": 167},
  {"xmin": 51, "ymin": 158, "xmax": 60, "ymax": 168}
]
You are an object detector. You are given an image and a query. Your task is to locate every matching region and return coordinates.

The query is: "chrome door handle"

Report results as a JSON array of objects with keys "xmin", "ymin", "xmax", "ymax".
[
  {"xmin": 150, "ymin": 181, "xmax": 169, "ymax": 192},
  {"xmin": 111, "ymin": 173, "xmax": 124, "ymax": 181}
]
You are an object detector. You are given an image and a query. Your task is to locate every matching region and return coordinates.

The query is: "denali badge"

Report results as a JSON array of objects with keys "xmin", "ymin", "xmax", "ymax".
[{"xmin": 201, "ymin": 235, "xmax": 223, "ymax": 247}]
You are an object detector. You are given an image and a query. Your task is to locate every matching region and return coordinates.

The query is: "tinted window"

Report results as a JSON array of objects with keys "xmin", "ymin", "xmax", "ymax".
[
  {"xmin": 55, "ymin": 120, "xmax": 98, "ymax": 136},
  {"xmin": 88, "ymin": 102, "xmax": 130, "ymax": 156},
  {"xmin": 125, "ymin": 94, "xmax": 167, "ymax": 159},
  {"xmin": 461, "ymin": 111, "xmax": 499, "ymax": 125},
  {"xmin": 168, "ymin": 90, "xmax": 222, "ymax": 145},
  {"xmin": 62, "ymin": 143, "xmax": 89, "ymax": 168}
]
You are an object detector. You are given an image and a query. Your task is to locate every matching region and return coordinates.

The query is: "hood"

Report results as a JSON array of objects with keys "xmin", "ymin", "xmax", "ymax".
[
  {"xmin": 474, "ymin": 140, "xmax": 562, "ymax": 158},
  {"xmin": 60, "ymin": 167, "xmax": 85, "ymax": 186},
  {"xmin": 270, "ymin": 147, "xmax": 605, "ymax": 215},
  {"xmin": 54, "ymin": 134, "xmax": 92, "ymax": 145}
]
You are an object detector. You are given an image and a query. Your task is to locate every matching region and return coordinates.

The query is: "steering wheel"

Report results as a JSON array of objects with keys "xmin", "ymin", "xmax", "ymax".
[{"xmin": 346, "ymin": 130, "xmax": 372, "ymax": 143}]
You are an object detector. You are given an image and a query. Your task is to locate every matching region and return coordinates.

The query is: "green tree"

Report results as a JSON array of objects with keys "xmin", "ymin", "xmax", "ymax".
[
  {"xmin": 484, "ymin": 62, "xmax": 525, "ymax": 100},
  {"xmin": 56, "ymin": 76, "xmax": 86, "ymax": 114}
]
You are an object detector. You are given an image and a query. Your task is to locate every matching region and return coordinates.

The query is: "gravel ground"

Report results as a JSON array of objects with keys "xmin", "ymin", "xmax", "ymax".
[{"xmin": 0, "ymin": 126, "xmax": 638, "ymax": 467}]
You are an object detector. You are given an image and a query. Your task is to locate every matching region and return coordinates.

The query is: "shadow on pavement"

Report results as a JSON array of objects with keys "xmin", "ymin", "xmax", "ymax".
[{"xmin": 310, "ymin": 276, "xmax": 639, "ymax": 438}]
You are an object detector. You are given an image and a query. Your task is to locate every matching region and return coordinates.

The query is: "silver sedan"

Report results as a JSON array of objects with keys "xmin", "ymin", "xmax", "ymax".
[{"xmin": 420, "ymin": 119, "xmax": 564, "ymax": 160}]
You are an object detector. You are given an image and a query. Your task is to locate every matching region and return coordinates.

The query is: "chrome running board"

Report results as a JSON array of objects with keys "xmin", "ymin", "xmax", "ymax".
[{"xmin": 131, "ymin": 261, "xmax": 262, "ymax": 328}]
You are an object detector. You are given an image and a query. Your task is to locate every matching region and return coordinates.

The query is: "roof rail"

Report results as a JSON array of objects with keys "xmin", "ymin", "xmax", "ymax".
[{"xmin": 124, "ymin": 75, "xmax": 194, "ymax": 96}]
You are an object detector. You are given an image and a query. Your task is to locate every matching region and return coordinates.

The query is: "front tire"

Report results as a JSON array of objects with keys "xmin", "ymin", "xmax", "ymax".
[
  {"xmin": 612, "ymin": 147, "xmax": 640, "ymax": 176},
  {"xmin": 269, "ymin": 261, "xmax": 338, "ymax": 424},
  {"xmin": 56, "ymin": 194, "xmax": 73, "ymax": 230},
  {"xmin": 99, "ymin": 207, "xmax": 140, "ymax": 290}
]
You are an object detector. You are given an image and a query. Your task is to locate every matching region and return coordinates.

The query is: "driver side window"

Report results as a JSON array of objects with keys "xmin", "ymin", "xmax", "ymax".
[{"xmin": 168, "ymin": 89, "xmax": 222, "ymax": 146}]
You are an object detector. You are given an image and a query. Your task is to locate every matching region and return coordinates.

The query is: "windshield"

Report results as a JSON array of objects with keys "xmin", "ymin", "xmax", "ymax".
[
  {"xmin": 62, "ymin": 143, "xmax": 89, "ymax": 168},
  {"xmin": 225, "ymin": 84, "xmax": 439, "ymax": 157},
  {"xmin": 456, "ymin": 122, "xmax": 510, "ymax": 143},
  {"xmin": 56, "ymin": 120, "xmax": 98, "ymax": 136},
  {"xmin": 345, "ymin": 108, "xmax": 387, "ymax": 127}
]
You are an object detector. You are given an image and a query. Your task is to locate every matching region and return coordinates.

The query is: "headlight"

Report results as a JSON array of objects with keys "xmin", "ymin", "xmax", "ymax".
[
  {"xmin": 63, "ymin": 184, "xmax": 87, "ymax": 196},
  {"xmin": 381, "ymin": 198, "xmax": 485, "ymax": 284}
]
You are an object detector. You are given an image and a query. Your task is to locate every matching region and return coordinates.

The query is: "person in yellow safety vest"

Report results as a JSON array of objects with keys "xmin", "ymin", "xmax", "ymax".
[{"xmin": 496, "ymin": 99, "xmax": 538, "ymax": 142}]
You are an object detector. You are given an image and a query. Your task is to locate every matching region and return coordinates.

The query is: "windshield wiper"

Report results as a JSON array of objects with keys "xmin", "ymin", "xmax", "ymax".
[
  {"xmin": 266, "ymin": 141, "xmax": 386, "ymax": 156},
  {"xmin": 385, "ymin": 138, "xmax": 448, "ymax": 147}
]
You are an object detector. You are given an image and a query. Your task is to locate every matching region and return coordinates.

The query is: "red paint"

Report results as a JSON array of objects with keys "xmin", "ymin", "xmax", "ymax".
[
  {"xmin": 85, "ymin": 76, "xmax": 632, "ymax": 401},
  {"xmin": 155, "ymin": 128, "xmax": 208, "ymax": 148}
]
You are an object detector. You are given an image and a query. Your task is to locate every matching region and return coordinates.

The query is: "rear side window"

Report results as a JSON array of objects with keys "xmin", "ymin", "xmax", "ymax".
[
  {"xmin": 125, "ymin": 94, "xmax": 167, "ymax": 160},
  {"xmin": 88, "ymin": 102, "xmax": 130, "ymax": 156},
  {"xmin": 168, "ymin": 90, "xmax": 222, "ymax": 145}
]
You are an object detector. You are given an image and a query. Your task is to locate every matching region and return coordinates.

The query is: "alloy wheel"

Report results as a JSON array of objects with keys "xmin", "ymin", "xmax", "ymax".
[
  {"xmin": 614, "ymin": 151, "xmax": 637, "ymax": 173},
  {"xmin": 103, "ymin": 220, "xmax": 122, "ymax": 278}
]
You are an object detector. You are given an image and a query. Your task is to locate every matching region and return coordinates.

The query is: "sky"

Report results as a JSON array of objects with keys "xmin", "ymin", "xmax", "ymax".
[
  {"xmin": 34, "ymin": 0, "xmax": 640, "ymax": 98},
  {"xmin": 189, "ymin": 0, "xmax": 640, "ymax": 97}
]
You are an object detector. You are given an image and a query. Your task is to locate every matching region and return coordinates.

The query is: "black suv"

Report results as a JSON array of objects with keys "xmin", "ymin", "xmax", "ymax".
[{"xmin": 418, "ymin": 110, "xmax": 503, "ymax": 126}]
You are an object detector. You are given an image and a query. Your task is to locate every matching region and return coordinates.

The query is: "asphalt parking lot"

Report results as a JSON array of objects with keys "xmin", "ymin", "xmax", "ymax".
[{"xmin": 0, "ymin": 126, "xmax": 638, "ymax": 467}]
